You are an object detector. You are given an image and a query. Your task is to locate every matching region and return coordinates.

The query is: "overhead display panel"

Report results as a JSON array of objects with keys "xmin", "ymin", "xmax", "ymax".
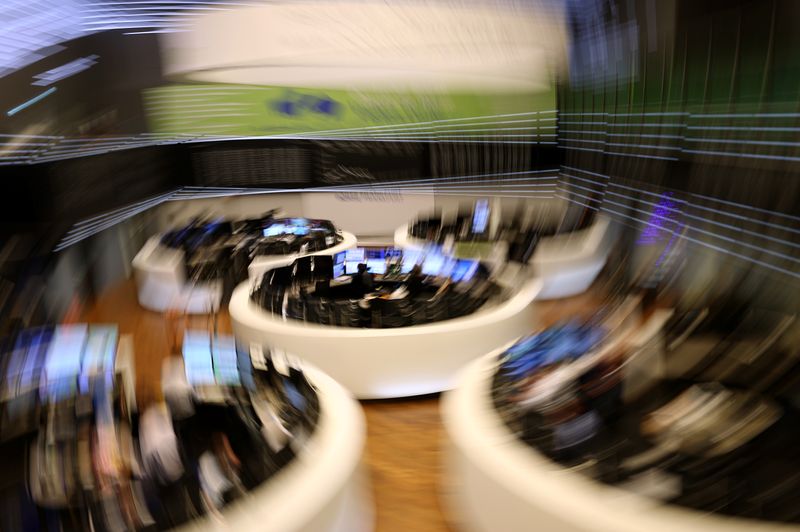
[{"xmin": 148, "ymin": 0, "xmax": 564, "ymax": 138}]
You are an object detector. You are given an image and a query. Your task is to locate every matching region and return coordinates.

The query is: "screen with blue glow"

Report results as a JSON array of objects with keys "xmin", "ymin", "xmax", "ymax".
[
  {"xmin": 182, "ymin": 331, "xmax": 215, "ymax": 386},
  {"xmin": 422, "ymin": 252, "xmax": 447, "ymax": 276},
  {"xmin": 451, "ymin": 260, "xmax": 479, "ymax": 282},
  {"xmin": 43, "ymin": 325, "xmax": 87, "ymax": 400},
  {"xmin": 366, "ymin": 259, "xmax": 387, "ymax": 274},
  {"xmin": 472, "ymin": 199, "xmax": 490, "ymax": 233},
  {"xmin": 212, "ymin": 335, "xmax": 240, "ymax": 385},
  {"xmin": 333, "ymin": 251, "xmax": 346, "ymax": 278},
  {"xmin": 263, "ymin": 223, "xmax": 287, "ymax": 237},
  {"xmin": 400, "ymin": 250, "xmax": 423, "ymax": 273},
  {"xmin": 345, "ymin": 248, "xmax": 366, "ymax": 262}
]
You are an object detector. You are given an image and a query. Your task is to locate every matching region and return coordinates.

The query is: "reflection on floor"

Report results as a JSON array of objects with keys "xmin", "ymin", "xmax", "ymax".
[{"xmin": 81, "ymin": 278, "xmax": 599, "ymax": 532}]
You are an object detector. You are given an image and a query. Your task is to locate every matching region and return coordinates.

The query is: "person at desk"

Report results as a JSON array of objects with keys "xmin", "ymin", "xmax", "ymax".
[
  {"xmin": 351, "ymin": 263, "xmax": 375, "ymax": 296},
  {"xmin": 405, "ymin": 264, "xmax": 426, "ymax": 296}
]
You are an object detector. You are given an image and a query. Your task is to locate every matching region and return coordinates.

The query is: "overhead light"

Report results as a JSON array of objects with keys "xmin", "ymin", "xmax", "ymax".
[{"xmin": 6, "ymin": 87, "xmax": 57, "ymax": 117}]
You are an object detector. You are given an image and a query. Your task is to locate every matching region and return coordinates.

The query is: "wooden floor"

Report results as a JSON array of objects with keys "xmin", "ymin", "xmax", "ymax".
[{"xmin": 82, "ymin": 278, "xmax": 596, "ymax": 532}]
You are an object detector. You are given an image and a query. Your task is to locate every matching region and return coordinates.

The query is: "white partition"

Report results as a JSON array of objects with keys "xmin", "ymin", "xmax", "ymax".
[
  {"xmin": 229, "ymin": 279, "xmax": 541, "ymax": 399},
  {"xmin": 442, "ymin": 352, "xmax": 790, "ymax": 532},
  {"xmin": 531, "ymin": 215, "xmax": 613, "ymax": 300},
  {"xmin": 132, "ymin": 236, "xmax": 222, "ymax": 314},
  {"xmin": 182, "ymin": 364, "xmax": 373, "ymax": 532}
]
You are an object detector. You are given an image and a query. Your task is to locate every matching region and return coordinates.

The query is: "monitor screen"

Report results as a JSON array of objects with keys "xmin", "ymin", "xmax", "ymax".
[
  {"xmin": 400, "ymin": 250, "xmax": 423, "ymax": 273},
  {"xmin": 263, "ymin": 223, "xmax": 287, "ymax": 237},
  {"xmin": 365, "ymin": 248, "xmax": 385, "ymax": 260},
  {"xmin": 472, "ymin": 199, "xmax": 490, "ymax": 234},
  {"xmin": 345, "ymin": 262, "xmax": 361, "ymax": 275},
  {"xmin": 289, "ymin": 218, "xmax": 310, "ymax": 235},
  {"xmin": 422, "ymin": 253, "xmax": 447, "ymax": 276},
  {"xmin": 366, "ymin": 259, "xmax": 387, "ymax": 275},
  {"xmin": 451, "ymin": 260, "xmax": 479, "ymax": 282},
  {"xmin": 182, "ymin": 330, "xmax": 215, "ymax": 386},
  {"xmin": 345, "ymin": 248, "xmax": 366, "ymax": 262},
  {"xmin": 43, "ymin": 325, "xmax": 88, "ymax": 400},
  {"xmin": 333, "ymin": 251, "xmax": 346, "ymax": 278},
  {"xmin": 212, "ymin": 335, "xmax": 240, "ymax": 386}
]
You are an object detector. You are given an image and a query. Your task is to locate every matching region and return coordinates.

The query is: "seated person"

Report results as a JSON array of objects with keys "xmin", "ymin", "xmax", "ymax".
[
  {"xmin": 405, "ymin": 264, "xmax": 426, "ymax": 296},
  {"xmin": 351, "ymin": 263, "xmax": 375, "ymax": 296}
]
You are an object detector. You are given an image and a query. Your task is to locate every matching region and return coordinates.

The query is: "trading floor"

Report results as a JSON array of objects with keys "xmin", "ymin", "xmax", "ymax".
[{"xmin": 81, "ymin": 278, "xmax": 595, "ymax": 532}]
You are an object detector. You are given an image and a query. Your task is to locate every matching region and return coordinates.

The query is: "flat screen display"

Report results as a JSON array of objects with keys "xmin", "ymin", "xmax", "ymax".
[
  {"xmin": 333, "ymin": 251, "xmax": 346, "ymax": 278},
  {"xmin": 212, "ymin": 335, "xmax": 240, "ymax": 385},
  {"xmin": 422, "ymin": 252, "xmax": 447, "ymax": 276},
  {"xmin": 345, "ymin": 248, "xmax": 366, "ymax": 262},
  {"xmin": 366, "ymin": 259, "xmax": 387, "ymax": 274},
  {"xmin": 472, "ymin": 199, "xmax": 490, "ymax": 234},
  {"xmin": 400, "ymin": 250, "xmax": 423, "ymax": 273},
  {"xmin": 451, "ymin": 260, "xmax": 479, "ymax": 282},
  {"xmin": 182, "ymin": 330, "xmax": 215, "ymax": 386},
  {"xmin": 263, "ymin": 223, "xmax": 287, "ymax": 237},
  {"xmin": 43, "ymin": 325, "xmax": 88, "ymax": 400}
]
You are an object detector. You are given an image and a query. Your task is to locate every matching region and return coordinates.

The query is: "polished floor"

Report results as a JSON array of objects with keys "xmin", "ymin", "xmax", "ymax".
[{"xmin": 82, "ymin": 278, "xmax": 593, "ymax": 531}]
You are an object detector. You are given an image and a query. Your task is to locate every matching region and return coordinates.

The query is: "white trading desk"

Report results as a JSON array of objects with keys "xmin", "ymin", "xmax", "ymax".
[
  {"xmin": 132, "ymin": 231, "xmax": 357, "ymax": 314},
  {"xmin": 180, "ymin": 364, "xmax": 373, "ymax": 532},
  {"xmin": 247, "ymin": 231, "xmax": 358, "ymax": 288},
  {"xmin": 229, "ymin": 278, "xmax": 542, "ymax": 399},
  {"xmin": 439, "ymin": 305, "xmax": 792, "ymax": 532},
  {"xmin": 132, "ymin": 236, "xmax": 223, "ymax": 314},
  {"xmin": 395, "ymin": 215, "xmax": 614, "ymax": 301}
]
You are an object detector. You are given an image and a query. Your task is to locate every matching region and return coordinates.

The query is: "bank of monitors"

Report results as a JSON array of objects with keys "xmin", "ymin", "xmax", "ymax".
[
  {"xmin": 263, "ymin": 217, "xmax": 334, "ymax": 238},
  {"xmin": 182, "ymin": 330, "xmax": 240, "ymax": 387},
  {"xmin": 0, "ymin": 324, "xmax": 120, "ymax": 403}
]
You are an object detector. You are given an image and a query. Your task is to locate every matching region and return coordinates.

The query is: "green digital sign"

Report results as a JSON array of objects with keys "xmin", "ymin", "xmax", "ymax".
[{"xmin": 143, "ymin": 83, "xmax": 557, "ymax": 138}]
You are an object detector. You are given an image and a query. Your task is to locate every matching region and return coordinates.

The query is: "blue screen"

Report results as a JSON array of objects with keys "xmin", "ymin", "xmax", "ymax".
[
  {"xmin": 472, "ymin": 199, "xmax": 490, "ymax": 233},
  {"xmin": 451, "ymin": 260, "xmax": 479, "ymax": 282},
  {"xmin": 345, "ymin": 248, "xmax": 366, "ymax": 262},
  {"xmin": 366, "ymin": 259, "xmax": 386, "ymax": 274},
  {"xmin": 333, "ymin": 252, "xmax": 346, "ymax": 277},
  {"xmin": 263, "ymin": 223, "xmax": 287, "ymax": 237},
  {"xmin": 400, "ymin": 250, "xmax": 423, "ymax": 273}
]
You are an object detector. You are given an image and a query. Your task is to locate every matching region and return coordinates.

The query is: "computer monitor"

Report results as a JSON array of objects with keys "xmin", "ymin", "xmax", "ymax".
[
  {"xmin": 263, "ymin": 223, "xmax": 287, "ymax": 237},
  {"xmin": 345, "ymin": 248, "xmax": 366, "ymax": 262},
  {"xmin": 212, "ymin": 335, "xmax": 240, "ymax": 386},
  {"xmin": 345, "ymin": 262, "xmax": 361, "ymax": 275},
  {"xmin": 43, "ymin": 325, "xmax": 88, "ymax": 401},
  {"xmin": 182, "ymin": 330, "xmax": 215, "ymax": 386},
  {"xmin": 400, "ymin": 250, "xmax": 423, "ymax": 273},
  {"xmin": 289, "ymin": 218, "xmax": 310, "ymax": 235},
  {"xmin": 472, "ymin": 199, "xmax": 490, "ymax": 234},
  {"xmin": 451, "ymin": 260, "xmax": 479, "ymax": 282},
  {"xmin": 366, "ymin": 259, "xmax": 387, "ymax": 275},
  {"xmin": 333, "ymin": 252, "xmax": 346, "ymax": 278},
  {"xmin": 422, "ymin": 252, "xmax": 446, "ymax": 276}
]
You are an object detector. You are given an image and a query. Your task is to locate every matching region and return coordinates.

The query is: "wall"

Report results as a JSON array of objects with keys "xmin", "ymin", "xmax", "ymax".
[{"xmin": 301, "ymin": 191, "xmax": 434, "ymax": 237}]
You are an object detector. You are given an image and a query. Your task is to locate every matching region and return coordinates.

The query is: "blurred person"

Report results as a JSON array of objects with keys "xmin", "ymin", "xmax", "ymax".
[
  {"xmin": 406, "ymin": 264, "xmax": 426, "ymax": 295},
  {"xmin": 351, "ymin": 263, "xmax": 375, "ymax": 296}
]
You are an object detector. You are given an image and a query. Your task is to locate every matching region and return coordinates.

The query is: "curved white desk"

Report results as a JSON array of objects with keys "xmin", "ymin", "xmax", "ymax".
[
  {"xmin": 181, "ymin": 364, "xmax": 373, "ymax": 532},
  {"xmin": 530, "ymin": 215, "xmax": 613, "ymax": 300},
  {"xmin": 132, "ymin": 231, "xmax": 357, "ymax": 314},
  {"xmin": 132, "ymin": 236, "xmax": 222, "ymax": 314},
  {"xmin": 395, "ymin": 216, "xmax": 614, "ymax": 301},
  {"xmin": 442, "ymin": 352, "xmax": 796, "ymax": 532},
  {"xmin": 229, "ymin": 279, "xmax": 542, "ymax": 399},
  {"xmin": 248, "ymin": 231, "xmax": 358, "ymax": 287}
]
